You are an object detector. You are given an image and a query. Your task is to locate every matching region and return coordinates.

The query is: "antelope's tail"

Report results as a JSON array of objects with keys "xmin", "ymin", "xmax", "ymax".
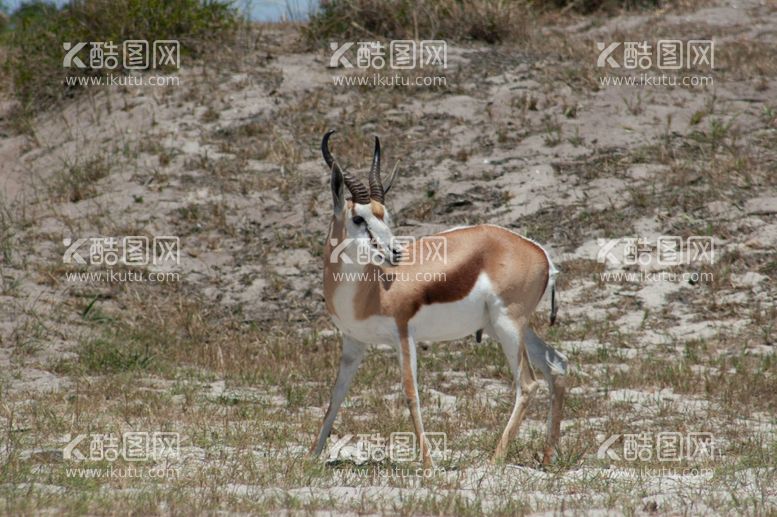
[{"xmin": 547, "ymin": 259, "xmax": 559, "ymax": 326}]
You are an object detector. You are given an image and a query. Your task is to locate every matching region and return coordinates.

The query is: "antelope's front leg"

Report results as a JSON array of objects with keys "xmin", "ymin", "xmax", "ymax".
[
  {"xmin": 398, "ymin": 330, "xmax": 433, "ymax": 468},
  {"xmin": 310, "ymin": 335, "xmax": 366, "ymax": 457}
]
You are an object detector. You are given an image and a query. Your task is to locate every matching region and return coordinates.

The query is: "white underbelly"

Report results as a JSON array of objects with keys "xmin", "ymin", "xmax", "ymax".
[
  {"xmin": 330, "ymin": 313, "xmax": 399, "ymax": 345},
  {"xmin": 410, "ymin": 276, "xmax": 491, "ymax": 342},
  {"xmin": 410, "ymin": 302, "xmax": 486, "ymax": 341},
  {"xmin": 330, "ymin": 273, "xmax": 494, "ymax": 345}
]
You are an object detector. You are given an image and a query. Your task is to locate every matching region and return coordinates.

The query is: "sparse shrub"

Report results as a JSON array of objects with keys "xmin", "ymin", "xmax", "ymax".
[
  {"xmin": 3, "ymin": 0, "xmax": 238, "ymax": 111},
  {"xmin": 306, "ymin": 0, "xmax": 529, "ymax": 44},
  {"xmin": 306, "ymin": 0, "xmax": 665, "ymax": 44},
  {"xmin": 77, "ymin": 336, "xmax": 154, "ymax": 373},
  {"xmin": 50, "ymin": 156, "xmax": 111, "ymax": 202},
  {"xmin": 545, "ymin": 0, "xmax": 662, "ymax": 13}
]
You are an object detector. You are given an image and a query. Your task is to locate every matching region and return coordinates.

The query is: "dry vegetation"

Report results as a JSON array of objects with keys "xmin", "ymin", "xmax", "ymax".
[
  {"xmin": 2, "ymin": 0, "xmax": 238, "ymax": 113},
  {"xmin": 0, "ymin": 0, "xmax": 776, "ymax": 514}
]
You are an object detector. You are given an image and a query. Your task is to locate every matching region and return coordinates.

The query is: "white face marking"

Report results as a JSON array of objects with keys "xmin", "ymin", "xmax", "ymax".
[{"xmin": 345, "ymin": 203, "xmax": 399, "ymax": 266}]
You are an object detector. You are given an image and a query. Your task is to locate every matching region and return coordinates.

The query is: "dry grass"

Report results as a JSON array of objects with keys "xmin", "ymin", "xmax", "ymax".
[
  {"xmin": 305, "ymin": 0, "xmax": 530, "ymax": 44},
  {"xmin": 49, "ymin": 157, "xmax": 112, "ymax": 203},
  {"xmin": 304, "ymin": 0, "xmax": 671, "ymax": 45},
  {"xmin": 3, "ymin": 0, "xmax": 238, "ymax": 111},
  {"xmin": 2, "ymin": 278, "xmax": 774, "ymax": 513}
]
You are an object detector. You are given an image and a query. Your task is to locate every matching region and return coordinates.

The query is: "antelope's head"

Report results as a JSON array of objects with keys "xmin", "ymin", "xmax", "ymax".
[{"xmin": 322, "ymin": 130, "xmax": 401, "ymax": 266}]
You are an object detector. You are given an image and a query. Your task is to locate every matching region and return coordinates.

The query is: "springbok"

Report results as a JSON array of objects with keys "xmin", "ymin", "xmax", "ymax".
[{"xmin": 311, "ymin": 130, "xmax": 568, "ymax": 467}]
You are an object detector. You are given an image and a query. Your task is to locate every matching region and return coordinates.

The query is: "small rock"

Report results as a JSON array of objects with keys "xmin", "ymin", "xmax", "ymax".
[
  {"xmin": 626, "ymin": 164, "xmax": 667, "ymax": 181},
  {"xmin": 208, "ymin": 380, "xmax": 226, "ymax": 398},
  {"xmin": 706, "ymin": 200, "xmax": 733, "ymax": 217},
  {"xmin": 744, "ymin": 224, "xmax": 777, "ymax": 249},
  {"xmin": 745, "ymin": 197, "xmax": 777, "ymax": 215},
  {"xmin": 21, "ymin": 449, "xmax": 63, "ymax": 463},
  {"xmin": 731, "ymin": 272, "xmax": 767, "ymax": 288}
]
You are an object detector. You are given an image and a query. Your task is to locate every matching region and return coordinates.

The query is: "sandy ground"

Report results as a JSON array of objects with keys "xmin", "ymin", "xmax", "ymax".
[{"xmin": 0, "ymin": 0, "xmax": 776, "ymax": 514}]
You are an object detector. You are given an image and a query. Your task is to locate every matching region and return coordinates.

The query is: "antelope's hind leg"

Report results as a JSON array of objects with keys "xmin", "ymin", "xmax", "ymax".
[
  {"xmin": 525, "ymin": 327, "xmax": 568, "ymax": 465},
  {"xmin": 491, "ymin": 315, "xmax": 539, "ymax": 463},
  {"xmin": 310, "ymin": 335, "xmax": 367, "ymax": 457}
]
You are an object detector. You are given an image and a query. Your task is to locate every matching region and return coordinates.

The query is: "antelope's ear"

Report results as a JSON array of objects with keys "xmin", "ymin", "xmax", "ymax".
[
  {"xmin": 330, "ymin": 164, "xmax": 345, "ymax": 213},
  {"xmin": 383, "ymin": 161, "xmax": 400, "ymax": 196}
]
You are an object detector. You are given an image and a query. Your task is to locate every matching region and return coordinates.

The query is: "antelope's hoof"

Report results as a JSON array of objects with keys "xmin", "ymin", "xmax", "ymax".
[{"xmin": 491, "ymin": 449, "xmax": 507, "ymax": 464}]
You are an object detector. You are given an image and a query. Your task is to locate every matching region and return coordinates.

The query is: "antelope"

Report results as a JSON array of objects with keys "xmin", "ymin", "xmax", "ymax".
[{"xmin": 311, "ymin": 130, "xmax": 569, "ymax": 467}]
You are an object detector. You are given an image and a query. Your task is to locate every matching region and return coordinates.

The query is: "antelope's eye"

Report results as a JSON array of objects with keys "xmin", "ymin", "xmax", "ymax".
[{"xmin": 352, "ymin": 215, "xmax": 365, "ymax": 225}]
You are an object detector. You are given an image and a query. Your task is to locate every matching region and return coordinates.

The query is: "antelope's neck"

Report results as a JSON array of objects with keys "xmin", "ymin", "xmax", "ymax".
[{"xmin": 323, "ymin": 217, "xmax": 384, "ymax": 321}]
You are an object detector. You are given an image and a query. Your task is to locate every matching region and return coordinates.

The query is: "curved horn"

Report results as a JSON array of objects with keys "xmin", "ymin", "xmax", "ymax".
[
  {"xmin": 322, "ymin": 130, "xmax": 369, "ymax": 204},
  {"xmin": 368, "ymin": 136, "xmax": 384, "ymax": 203}
]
